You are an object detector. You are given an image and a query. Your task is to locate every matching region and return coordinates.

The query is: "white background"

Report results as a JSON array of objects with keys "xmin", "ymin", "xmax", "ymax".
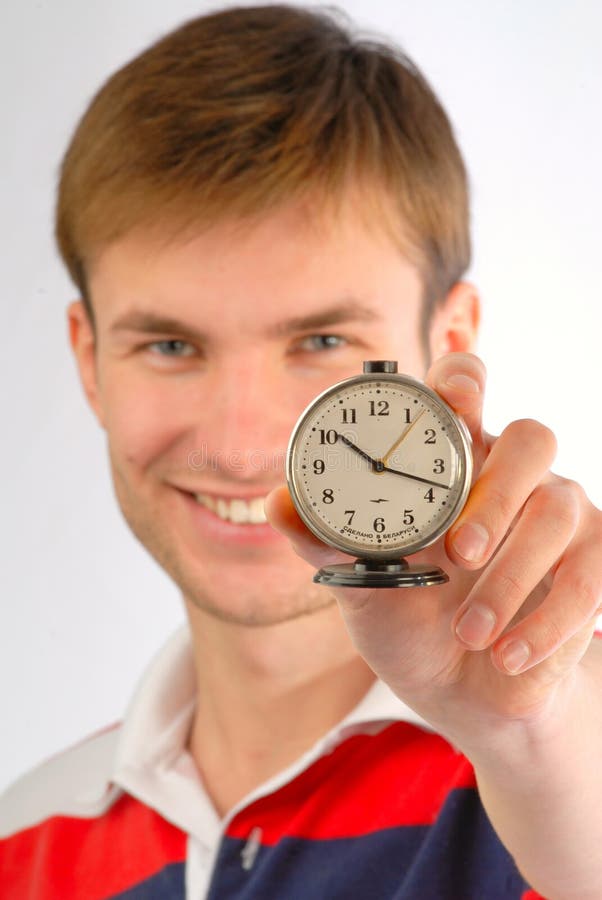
[{"xmin": 1, "ymin": 0, "xmax": 601, "ymax": 792}]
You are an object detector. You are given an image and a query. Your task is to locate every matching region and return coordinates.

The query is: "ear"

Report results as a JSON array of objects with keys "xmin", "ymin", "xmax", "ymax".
[
  {"xmin": 427, "ymin": 281, "xmax": 481, "ymax": 362},
  {"xmin": 67, "ymin": 300, "xmax": 106, "ymax": 429}
]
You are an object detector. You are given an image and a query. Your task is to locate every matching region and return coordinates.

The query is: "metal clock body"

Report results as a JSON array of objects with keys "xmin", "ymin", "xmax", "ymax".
[{"xmin": 286, "ymin": 361, "xmax": 473, "ymax": 588}]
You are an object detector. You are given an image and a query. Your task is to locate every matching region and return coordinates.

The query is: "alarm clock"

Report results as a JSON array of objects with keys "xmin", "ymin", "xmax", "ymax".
[{"xmin": 286, "ymin": 361, "xmax": 473, "ymax": 587}]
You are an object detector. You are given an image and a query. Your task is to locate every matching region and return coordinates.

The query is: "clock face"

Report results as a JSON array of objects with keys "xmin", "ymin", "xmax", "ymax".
[{"xmin": 286, "ymin": 372, "xmax": 472, "ymax": 559}]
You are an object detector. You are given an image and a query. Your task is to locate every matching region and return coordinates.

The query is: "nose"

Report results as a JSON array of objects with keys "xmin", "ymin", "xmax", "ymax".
[{"xmin": 196, "ymin": 353, "xmax": 293, "ymax": 483}]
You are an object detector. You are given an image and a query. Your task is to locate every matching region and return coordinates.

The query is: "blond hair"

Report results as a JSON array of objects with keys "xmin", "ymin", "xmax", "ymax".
[{"xmin": 56, "ymin": 4, "xmax": 470, "ymax": 336}]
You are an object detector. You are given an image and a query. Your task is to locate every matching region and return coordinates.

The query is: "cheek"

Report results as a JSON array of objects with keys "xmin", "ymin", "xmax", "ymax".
[{"xmin": 101, "ymin": 372, "xmax": 190, "ymax": 471}]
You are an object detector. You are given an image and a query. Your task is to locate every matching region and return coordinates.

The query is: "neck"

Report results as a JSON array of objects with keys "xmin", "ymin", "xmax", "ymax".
[{"xmin": 184, "ymin": 598, "xmax": 375, "ymax": 817}]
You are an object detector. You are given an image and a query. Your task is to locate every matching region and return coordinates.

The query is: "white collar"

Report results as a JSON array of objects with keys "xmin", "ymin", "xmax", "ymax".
[{"xmin": 111, "ymin": 625, "xmax": 431, "ymax": 845}]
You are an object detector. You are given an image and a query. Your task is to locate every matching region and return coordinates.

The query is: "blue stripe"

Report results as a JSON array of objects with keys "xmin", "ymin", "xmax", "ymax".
[
  {"xmin": 110, "ymin": 861, "xmax": 185, "ymax": 899},
  {"xmin": 208, "ymin": 788, "xmax": 531, "ymax": 899}
]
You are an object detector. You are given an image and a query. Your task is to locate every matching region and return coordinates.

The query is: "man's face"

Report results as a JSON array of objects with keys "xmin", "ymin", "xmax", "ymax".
[{"xmin": 76, "ymin": 195, "xmax": 460, "ymax": 626}]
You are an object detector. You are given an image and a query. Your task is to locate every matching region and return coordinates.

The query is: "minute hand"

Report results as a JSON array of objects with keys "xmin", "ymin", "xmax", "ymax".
[
  {"xmin": 381, "ymin": 409, "xmax": 426, "ymax": 465},
  {"xmin": 381, "ymin": 464, "xmax": 449, "ymax": 490}
]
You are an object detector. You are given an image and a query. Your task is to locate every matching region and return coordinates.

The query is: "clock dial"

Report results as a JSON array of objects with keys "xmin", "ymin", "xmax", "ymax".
[{"xmin": 287, "ymin": 372, "xmax": 472, "ymax": 559}]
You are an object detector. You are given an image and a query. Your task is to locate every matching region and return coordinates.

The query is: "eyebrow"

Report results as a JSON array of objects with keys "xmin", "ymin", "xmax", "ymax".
[
  {"xmin": 109, "ymin": 311, "xmax": 206, "ymax": 341},
  {"xmin": 268, "ymin": 300, "xmax": 381, "ymax": 337},
  {"xmin": 109, "ymin": 300, "xmax": 381, "ymax": 340}
]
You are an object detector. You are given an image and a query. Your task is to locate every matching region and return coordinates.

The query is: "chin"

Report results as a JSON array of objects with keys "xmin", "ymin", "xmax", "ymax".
[
  {"xmin": 175, "ymin": 551, "xmax": 333, "ymax": 626},
  {"xmin": 183, "ymin": 586, "xmax": 336, "ymax": 628}
]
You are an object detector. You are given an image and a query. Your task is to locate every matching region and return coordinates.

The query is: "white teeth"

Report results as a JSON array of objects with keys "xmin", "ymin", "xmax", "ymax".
[
  {"xmin": 194, "ymin": 493, "xmax": 268, "ymax": 524},
  {"xmin": 248, "ymin": 497, "xmax": 268, "ymax": 524},
  {"xmin": 201, "ymin": 495, "xmax": 216, "ymax": 513},
  {"xmin": 229, "ymin": 499, "xmax": 248, "ymax": 524}
]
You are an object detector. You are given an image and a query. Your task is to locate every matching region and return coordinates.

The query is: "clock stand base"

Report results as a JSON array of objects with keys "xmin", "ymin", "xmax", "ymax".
[{"xmin": 313, "ymin": 557, "xmax": 449, "ymax": 588}]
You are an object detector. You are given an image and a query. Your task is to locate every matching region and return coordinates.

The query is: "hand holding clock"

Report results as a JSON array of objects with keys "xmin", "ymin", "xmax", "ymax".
[{"xmin": 266, "ymin": 349, "xmax": 602, "ymax": 741}]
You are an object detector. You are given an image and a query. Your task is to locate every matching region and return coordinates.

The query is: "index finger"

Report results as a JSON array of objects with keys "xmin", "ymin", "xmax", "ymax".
[{"xmin": 424, "ymin": 352, "xmax": 488, "ymax": 464}]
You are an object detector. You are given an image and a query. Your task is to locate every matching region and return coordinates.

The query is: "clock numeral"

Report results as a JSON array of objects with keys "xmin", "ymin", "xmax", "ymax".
[
  {"xmin": 424, "ymin": 428, "xmax": 437, "ymax": 444},
  {"xmin": 341, "ymin": 407, "xmax": 356, "ymax": 424},
  {"xmin": 322, "ymin": 489, "xmax": 334, "ymax": 504},
  {"xmin": 319, "ymin": 429, "xmax": 338, "ymax": 445},
  {"xmin": 344, "ymin": 509, "xmax": 356, "ymax": 525},
  {"xmin": 313, "ymin": 459, "xmax": 325, "ymax": 475},
  {"xmin": 403, "ymin": 509, "xmax": 414, "ymax": 525},
  {"xmin": 373, "ymin": 517, "xmax": 385, "ymax": 533},
  {"xmin": 369, "ymin": 400, "xmax": 390, "ymax": 416},
  {"xmin": 424, "ymin": 488, "xmax": 435, "ymax": 503},
  {"xmin": 403, "ymin": 408, "xmax": 411, "ymax": 424},
  {"xmin": 433, "ymin": 458, "xmax": 445, "ymax": 474}
]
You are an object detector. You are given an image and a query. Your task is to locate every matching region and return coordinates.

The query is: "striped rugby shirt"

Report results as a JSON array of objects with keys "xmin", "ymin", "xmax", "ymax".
[{"xmin": 0, "ymin": 627, "xmax": 544, "ymax": 898}]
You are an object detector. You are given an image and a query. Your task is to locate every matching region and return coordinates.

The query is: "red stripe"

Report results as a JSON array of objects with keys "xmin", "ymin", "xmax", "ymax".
[
  {"xmin": 228, "ymin": 721, "xmax": 475, "ymax": 844},
  {"xmin": 0, "ymin": 793, "xmax": 186, "ymax": 899}
]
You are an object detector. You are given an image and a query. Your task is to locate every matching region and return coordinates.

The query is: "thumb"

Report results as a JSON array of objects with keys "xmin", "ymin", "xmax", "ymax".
[{"xmin": 264, "ymin": 484, "xmax": 351, "ymax": 570}]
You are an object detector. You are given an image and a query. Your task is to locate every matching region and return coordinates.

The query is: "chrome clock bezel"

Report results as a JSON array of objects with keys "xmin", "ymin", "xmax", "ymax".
[{"xmin": 286, "ymin": 369, "xmax": 473, "ymax": 560}]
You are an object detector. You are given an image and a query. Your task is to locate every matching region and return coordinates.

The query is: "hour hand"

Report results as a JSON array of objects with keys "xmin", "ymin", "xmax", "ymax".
[{"xmin": 338, "ymin": 434, "xmax": 384, "ymax": 472}]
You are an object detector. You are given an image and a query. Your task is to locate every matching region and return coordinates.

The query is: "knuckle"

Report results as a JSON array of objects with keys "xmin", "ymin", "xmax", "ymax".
[
  {"xmin": 567, "ymin": 572, "xmax": 602, "ymax": 619},
  {"xmin": 526, "ymin": 483, "xmax": 580, "ymax": 536},
  {"xmin": 483, "ymin": 483, "xmax": 516, "ymax": 524},
  {"xmin": 537, "ymin": 613, "xmax": 565, "ymax": 653},
  {"xmin": 486, "ymin": 566, "xmax": 525, "ymax": 607},
  {"xmin": 505, "ymin": 418, "xmax": 558, "ymax": 461},
  {"xmin": 553, "ymin": 475, "xmax": 586, "ymax": 504}
]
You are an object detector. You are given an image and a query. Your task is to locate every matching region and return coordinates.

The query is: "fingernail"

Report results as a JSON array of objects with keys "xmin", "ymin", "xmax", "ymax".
[
  {"xmin": 501, "ymin": 640, "xmax": 530, "ymax": 674},
  {"xmin": 452, "ymin": 522, "xmax": 489, "ymax": 563},
  {"xmin": 444, "ymin": 373, "xmax": 481, "ymax": 392},
  {"xmin": 455, "ymin": 604, "xmax": 496, "ymax": 648}
]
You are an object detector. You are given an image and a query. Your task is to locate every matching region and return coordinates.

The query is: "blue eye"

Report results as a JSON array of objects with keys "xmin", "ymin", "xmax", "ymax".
[
  {"xmin": 298, "ymin": 335, "xmax": 347, "ymax": 352},
  {"xmin": 149, "ymin": 339, "xmax": 195, "ymax": 357}
]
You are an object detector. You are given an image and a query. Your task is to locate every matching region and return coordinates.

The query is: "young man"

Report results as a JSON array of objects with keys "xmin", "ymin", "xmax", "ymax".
[{"xmin": 1, "ymin": 5, "xmax": 601, "ymax": 898}]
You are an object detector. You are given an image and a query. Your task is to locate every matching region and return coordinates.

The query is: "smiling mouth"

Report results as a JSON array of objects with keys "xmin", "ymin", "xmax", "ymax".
[{"xmin": 193, "ymin": 492, "xmax": 269, "ymax": 524}]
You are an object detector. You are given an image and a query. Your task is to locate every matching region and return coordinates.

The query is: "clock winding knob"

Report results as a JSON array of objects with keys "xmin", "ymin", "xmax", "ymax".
[{"xmin": 363, "ymin": 361, "xmax": 398, "ymax": 374}]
